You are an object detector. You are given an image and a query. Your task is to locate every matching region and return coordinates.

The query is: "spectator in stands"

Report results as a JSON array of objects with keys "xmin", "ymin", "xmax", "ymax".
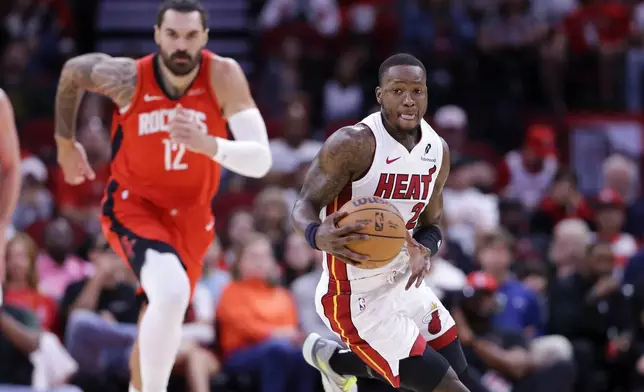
[
  {"xmin": 4, "ymin": 233, "xmax": 57, "ymax": 331},
  {"xmin": 54, "ymin": 118, "xmax": 110, "ymax": 236},
  {"xmin": 454, "ymin": 271, "xmax": 575, "ymax": 392},
  {"xmin": 627, "ymin": 1, "xmax": 644, "ymax": 112},
  {"xmin": 13, "ymin": 152, "xmax": 53, "ymax": 232},
  {"xmin": 547, "ymin": 241, "xmax": 631, "ymax": 392},
  {"xmin": 323, "ymin": 50, "xmax": 365, "ymax": 122},
  {"xmin": 253, "ymin": 186, "xmax": 289, "ymax": 259},
  {"xmin": 258, "ymin": 0, "xmax": 341, "ymax": 37},
  {"xmin": 257, "ymin": 36, "xmax": 304, "ymax": 117},
  {"xmin": 475, "ymin": 228, "xmax": 544, "ymax": 337},
  {"xmin": 291, "ymin": 248, "xmax": 340, "ymax": 341},
  {"xmin": 516, "ymin": 260, "xmax": 549, "ymax": 298},
  {"xmin": 424, "ymin": 235, "xmax": 467, "ymax": 301},
  {"xmin": 531, "ymin": 0, "xmax": 577, "ymax": 24},
  {"xmin": 443, "ymin": 157, "xmax": 499, "ymax": 255},
  {"xmin": 549, "ymin": 218, "xmax": 591, "ymax": 280},
  {"xmin": 433, "ymin": 105, "xmax": 470, "ymax": 163},
  {"xmin": 399, "ymin": 0, "xmax": 475, "ymax": 57},
  {"xmin": 223, "ymin": 209, "xmax": 256, "ymax": 266},
  {"xmin": 267, "ymin": 97, "xmax": 322, "ymax": 187},
  {"xmin": 199, "ymin": 238, "xmax": 231, "ymax": 305},
  {"xmin": 547, "ymin": 0, "xmax": 630, "ymax": 108},
  {"xmin": 0, "ymin": 305, "xmax": 79, "ymax": 391},
  {"xmin": 283, "ymin": 231, "xmax": 315, "ymax": 285},
  {"xmin": 60, "ymin": 233, "xmax": 138, "ymax": 383},
  {"xmin": 36, "ymin": 218, "xmax": 92, "ymax": 300},
  {"xmin": 498, "ymin": 198, "xmax": 531, "ymax": 242},
  {"xmin": 602, "ymin": 154, "xmax": 638, "ymax": 203},
  {"xmin": 531, "ymin": 168, "xmax": 592, "ymax": 235},
  {"xmin": 477, "ymin": 0, "xmax": 548, "ymax": 108},
  {"xmin": 433, "ymin": 105, "xmax": 500, "ymax": 171},
  {"xmin": 592, "ymin": 188, "xmax": 637, "ymax": 266},
  {"xmin": 498, "ymin": 124, "xmax": 558, "ymax": 210},
  {"xmin": 601, "ymin": 154, "xmax": 644, "ymax": 238},
  {"xmin": 216, "ymin": 233, "xmax": 316, "ymax": 392}
]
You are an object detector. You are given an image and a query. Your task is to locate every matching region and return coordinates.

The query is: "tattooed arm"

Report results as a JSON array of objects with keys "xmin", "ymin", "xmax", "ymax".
[
  {"xmin": 55, "ymin": 54, "xmax": 136, "ymax": 185},
  {"xmin": 291, "ymin": 125, "xmax": 374, "ymax": 262},
  {"xmin": 55, "ymin": 53, "xmax": 136, "ymax": 141}
]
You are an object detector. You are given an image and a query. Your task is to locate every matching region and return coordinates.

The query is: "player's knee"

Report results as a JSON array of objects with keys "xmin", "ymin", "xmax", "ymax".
[
  {"xmin": 140, "ymin": 249, "xmax": 190, "ymax": 312},
  {"xmin": 399, "ymin": 347, "xmax": 451, "ymax": 392}
]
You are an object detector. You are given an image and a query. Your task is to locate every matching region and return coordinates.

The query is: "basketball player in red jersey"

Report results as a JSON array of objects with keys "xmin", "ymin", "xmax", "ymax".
[
  {"xmin": 0, "ymin": 89, "xmax": 21, "ymax": 300},
  {"xmin": 53, "ymin": 1, "xmax": 271, "ymax": 391}
]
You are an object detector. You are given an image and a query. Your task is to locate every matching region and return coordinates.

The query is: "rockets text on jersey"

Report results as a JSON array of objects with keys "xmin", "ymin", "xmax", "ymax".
[{"xmin": 108, "ymin": 50, "xmax": 228, "ymax": 209}]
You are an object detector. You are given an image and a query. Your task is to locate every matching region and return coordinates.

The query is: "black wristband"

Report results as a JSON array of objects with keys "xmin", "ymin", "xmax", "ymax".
[
  {"xmin": 413, "ymin": 225, "xmax": 442, "ymax": 256},
  {"xmin": 305, "ymin": 223, "xmax": 321, "ymax": 250}
]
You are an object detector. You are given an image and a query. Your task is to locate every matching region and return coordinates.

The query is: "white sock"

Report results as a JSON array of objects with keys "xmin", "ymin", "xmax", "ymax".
[
  {"xmin": 138, "ymin": 249, "xmax": 191, "ymax": 392},
  {"xmin": 128, "ymin": 385, "xmax": 140, "ymax": 392}
]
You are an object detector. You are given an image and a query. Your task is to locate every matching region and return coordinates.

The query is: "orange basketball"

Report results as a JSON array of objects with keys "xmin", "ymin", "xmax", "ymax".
[{"xmin": 336, "ymin": 196, "xmax": 407, "ymax": 269}]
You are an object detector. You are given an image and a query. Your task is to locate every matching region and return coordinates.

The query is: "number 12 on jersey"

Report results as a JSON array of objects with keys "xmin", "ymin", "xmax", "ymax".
[{"xmin": 162, "ymin": 139, "xmax": 188, "ymax": 171}]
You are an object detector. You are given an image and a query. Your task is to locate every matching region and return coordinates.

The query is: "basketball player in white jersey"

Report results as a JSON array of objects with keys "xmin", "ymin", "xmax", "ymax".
[{"xmin": 292, "ymin": 54, "xmax": 489, "ymax": 392}]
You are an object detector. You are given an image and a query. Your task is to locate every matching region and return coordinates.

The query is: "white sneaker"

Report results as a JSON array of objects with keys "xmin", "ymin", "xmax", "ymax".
[{"xmin": 303, "ymin": 333, "xmax": 358, "ymax": 392}]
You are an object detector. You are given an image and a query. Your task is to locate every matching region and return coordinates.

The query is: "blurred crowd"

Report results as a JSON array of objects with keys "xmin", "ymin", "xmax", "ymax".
[{"xmin": 2, "ymin": 0, "xmax": 644, "ymax": 391}]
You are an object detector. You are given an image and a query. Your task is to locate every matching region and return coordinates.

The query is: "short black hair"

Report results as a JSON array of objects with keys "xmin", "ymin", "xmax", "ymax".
[
  {"xmin": 378, "ymin": 53, "xmax": 426, "ymax": 84},
  {"xmin": 157, "ymin": 0, "xmax": 208, "ymax": 29}
]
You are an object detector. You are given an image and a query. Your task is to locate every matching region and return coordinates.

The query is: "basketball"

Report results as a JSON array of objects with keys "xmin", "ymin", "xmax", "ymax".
[{"xmin": 336, "ymin": 196, "xmax": 407, "ymax": 269}]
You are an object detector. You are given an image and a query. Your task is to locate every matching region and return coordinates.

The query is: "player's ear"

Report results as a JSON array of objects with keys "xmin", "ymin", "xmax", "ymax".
[
  {"xmin": 154, "ymin": 25, "xmax": 161, "ymax": 45},
  {"xmin": 202, "ymin": 28, "xmax": 210, "ymax": 46},
  {"xmin": 375, "ymin": 86, "xmax": 382, "ymax": 105}
]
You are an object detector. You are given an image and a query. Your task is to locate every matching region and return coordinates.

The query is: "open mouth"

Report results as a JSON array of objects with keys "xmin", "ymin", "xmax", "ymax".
[{"xmin": 399, "ymin": 113, "xmax": 417, "ymax": 121}]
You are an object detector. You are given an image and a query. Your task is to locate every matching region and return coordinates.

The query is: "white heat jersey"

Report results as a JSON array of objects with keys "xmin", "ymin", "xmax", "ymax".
[{"xmin": 320, "ymin": 112, "xmax": 444, "ymax": 285}]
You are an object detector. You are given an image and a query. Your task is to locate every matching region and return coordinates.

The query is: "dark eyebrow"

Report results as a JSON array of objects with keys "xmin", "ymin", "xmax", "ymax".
[{"xmin": 389, "ymin": 80, "xmax": 425, "ymax": 86}]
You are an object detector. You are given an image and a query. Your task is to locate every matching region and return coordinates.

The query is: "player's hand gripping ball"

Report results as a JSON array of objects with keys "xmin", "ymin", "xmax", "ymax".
[{"xmin": 335, "ymin": 196, "xmax": 407, "ymax": 269}]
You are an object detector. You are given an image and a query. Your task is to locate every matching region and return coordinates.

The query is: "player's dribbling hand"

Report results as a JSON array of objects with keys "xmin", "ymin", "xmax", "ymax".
[
  {"xmin": 315, "ymin": 211, "xmax": 370, "ymax": 265},
  {"xmin": 56, "ymin": 137, "xmax": 96, "ymax": 185},
  {"xmin": 168, "ymin": 104, "xmax": 215, "ymax": 155},
  {"xmin": 405, "ymin": 231, "xmax": 430, "ymax": 290}
]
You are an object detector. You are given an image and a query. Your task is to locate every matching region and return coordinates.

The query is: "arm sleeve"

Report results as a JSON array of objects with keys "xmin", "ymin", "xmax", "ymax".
[{"xmin": 213, "ymin": 108, "xmax": 272, "ymax": 178}]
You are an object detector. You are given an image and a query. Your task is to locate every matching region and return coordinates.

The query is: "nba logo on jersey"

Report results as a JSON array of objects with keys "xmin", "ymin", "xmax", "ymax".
[{"xmin": 358, "ymin": 297, "xmax": 366, "ymax": 312}]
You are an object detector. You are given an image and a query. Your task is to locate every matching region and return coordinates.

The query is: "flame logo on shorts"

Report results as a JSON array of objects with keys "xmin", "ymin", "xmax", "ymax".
[{"xmin": 426, "ymin": 302, "xmax": 442, "ymax": 335}]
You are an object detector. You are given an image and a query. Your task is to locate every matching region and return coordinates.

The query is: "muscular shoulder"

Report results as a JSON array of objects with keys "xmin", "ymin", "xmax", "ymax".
[
  {"xmin": 61, "ymin": 53, "xmax": 137, "ymax": 108},
  {"xmin": 319, "ymin": 124, "xmax": 375, "ymax": 181},
  {"xmin": 209, "ymin": 54, "xmax": 242, "ymax": 81},
  {"xmin": 207, "ymin": 54, "xmax": 255, "ymax": 116}
]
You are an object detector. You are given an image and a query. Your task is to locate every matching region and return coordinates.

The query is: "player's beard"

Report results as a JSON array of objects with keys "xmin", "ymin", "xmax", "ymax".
[{"xmin": 161, "ymin": 49, "xmax": 202, "ymax": 76}]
